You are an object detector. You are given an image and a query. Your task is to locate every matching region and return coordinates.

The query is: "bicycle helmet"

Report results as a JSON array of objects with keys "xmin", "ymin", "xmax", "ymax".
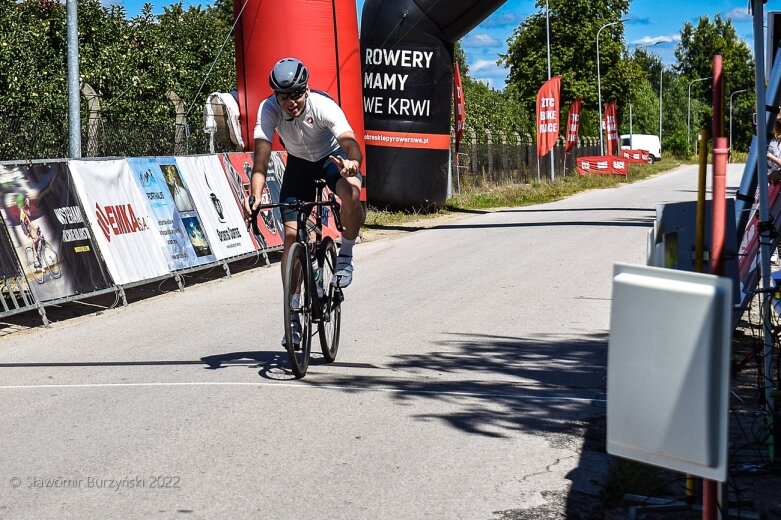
[{"xmin": 269, "ymin": 58, "xmax": 309, "ymax": 94}]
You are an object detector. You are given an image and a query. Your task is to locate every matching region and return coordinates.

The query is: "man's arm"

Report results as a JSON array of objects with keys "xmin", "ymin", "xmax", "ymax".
[
  {"xmin": 244, "ymin": 138, "xmax": 272, "ymax": 216},
  {"xmin": 331, "ymin": 131, "xmax": 362, "ymax": 177}
]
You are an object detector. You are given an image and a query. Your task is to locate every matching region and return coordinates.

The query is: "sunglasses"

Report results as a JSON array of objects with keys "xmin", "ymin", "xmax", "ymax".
[{"xmin": 277, "ymin": 89, "xmax": 307, "ymax": 101}]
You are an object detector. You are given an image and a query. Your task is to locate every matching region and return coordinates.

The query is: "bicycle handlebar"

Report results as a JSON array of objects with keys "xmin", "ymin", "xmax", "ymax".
[{"xmin": 246, "ymin": 195, "xmax": 343, "ymax": 236}]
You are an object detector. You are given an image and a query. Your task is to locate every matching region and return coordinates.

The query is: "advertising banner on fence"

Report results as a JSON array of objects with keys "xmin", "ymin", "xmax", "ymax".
[
  {"xmin": 576, "ymin": 156, "xmax": 628, "ymax": 176},
  {"xmin": 565, "ymin": 98, "xmax": 582, "ymax": 153},
  {"xmin": 0, "ymin": 222, "xmax": 21, "ymax": 279},
  {"xmin": 69, "ymin": 159, "xmax": 171, "ymax": 285},
  {"xmin": 536, "ymin": 76, "xmax": 561, "ymax": 158},
  {"xmin": 128, "ymin": 157, "xmax": 216, "ymax": 270},
  {"xmin": 219, "ymin": 152, "xmax": 283, "ymax": 251},
  {"xmin": 175, "ymin": 156, "xmax": 255, "ymax": 260},
  {"xmin": 621, "ymin": 149, "xmax": 650, "ymax": 164},
  {"xmin": 604, "ymin": 101, "xmax": 619, "ymax": 155},
  {"xmin": 0, "ymin": 162, "xmax": 112, "ymax": 301}
]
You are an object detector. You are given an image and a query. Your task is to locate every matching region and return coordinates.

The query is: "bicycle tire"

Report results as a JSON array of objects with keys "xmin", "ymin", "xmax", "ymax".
[
  {"xmin": 317, "ymin": 237, "xmax": 341, "ymax": 362},
  {"xmin": 25, "ymin": 247, "xmax": 44, "ymax": 284},
  {"xmin": 42, "ymin": 243, "xmax": 62, "ymax": 279},
  {"xmin": 283, "ymin": 241, "xmax": 312, "ymax": 378}
]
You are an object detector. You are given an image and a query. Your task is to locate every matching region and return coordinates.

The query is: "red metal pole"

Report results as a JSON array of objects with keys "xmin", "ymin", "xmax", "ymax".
[{"xmin": 704, "ymin": 54, "xmax": 726, "ymax": 520}]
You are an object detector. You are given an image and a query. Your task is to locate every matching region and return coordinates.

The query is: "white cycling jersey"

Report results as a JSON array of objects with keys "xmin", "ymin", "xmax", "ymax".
[{"xmin": 253, "ymin": 91, "xmax": 353, "ymax": 162}]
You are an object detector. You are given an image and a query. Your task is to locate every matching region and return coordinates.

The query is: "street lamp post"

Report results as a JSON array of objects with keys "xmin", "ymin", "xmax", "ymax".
[
  {"xmin": 545, "ymin": 0, "xmax": 554, "ymax": 181},
  {"xmin": 729, "ymin": 88, "xmax": 749, "ymax": 156},
  {"xmin": 597, "ymin": 19, "xmax": 627, "ymax": 155},
  {"xmin": 687, "ymin": 76, "xmax": 710, "ymax": 156}
]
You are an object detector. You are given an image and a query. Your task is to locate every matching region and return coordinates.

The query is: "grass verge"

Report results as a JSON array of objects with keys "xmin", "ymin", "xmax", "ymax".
[{"xmin": 365, "ymin": 157, "xmax": 692, "ymax": 226}]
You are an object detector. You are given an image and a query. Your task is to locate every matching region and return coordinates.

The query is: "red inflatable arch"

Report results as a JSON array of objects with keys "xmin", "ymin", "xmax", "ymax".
[{"xmin": 233, "ymin": 0, "xmax": 366, "ymax": 169}]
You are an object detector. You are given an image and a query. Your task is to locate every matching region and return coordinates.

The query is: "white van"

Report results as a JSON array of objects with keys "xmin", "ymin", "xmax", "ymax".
[{"xmin": 620, "ymin": 134, "xmax": 661, "ymax": 163}]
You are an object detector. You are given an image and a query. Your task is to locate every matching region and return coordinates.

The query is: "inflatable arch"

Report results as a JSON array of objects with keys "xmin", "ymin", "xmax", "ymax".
[
  {"xmin": 361, "ymin": 0, "xmax": 507, "ymax": 210},
  {"xmin": 232, "ymin": 0, "xmax": 366, "ymax": 167}
]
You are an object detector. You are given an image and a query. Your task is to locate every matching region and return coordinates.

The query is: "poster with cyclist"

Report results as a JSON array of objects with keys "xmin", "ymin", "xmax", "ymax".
[
  {"xmin": 174, "ymin": 155, "xmax": 256, "ymax": 260},
  {"xmin": 0, "ymin": 161, "xmax": 113, "ymax": 302},
  {"xmin": 219, "ymin": 152, "xmax": 283, "ymax": 251},
  {"xmin": 128, "ymin": 157, "xmax": 217, "ymax": 270}
]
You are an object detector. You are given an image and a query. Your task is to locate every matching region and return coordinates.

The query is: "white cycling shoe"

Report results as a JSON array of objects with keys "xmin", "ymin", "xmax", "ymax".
[
  {"xmin": 332, "ymin": 255, "xmax": 354, "ymax": 288},
  {"xmin": 281, "ymin": 317, "xmax": 302, "ymax": 349}
]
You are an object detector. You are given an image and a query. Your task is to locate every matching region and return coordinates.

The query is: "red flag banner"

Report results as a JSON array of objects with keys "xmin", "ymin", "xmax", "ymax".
[
  {"xmin": 453, "ymin": 61, "xmax": 466, "ymax": 156},
  {"xmin": 564, "ymin": 98, "xmax": 582, "ymax": 153},
  {"xmin": 575, "ymin": 156, "xmax": 628, "ymax": 176},
  {"xmin": 536, "ymin": 76, "xmax": 561, "ymax": 158},
  {"xmin": 604, "ymin": 101, "xmax": 619, "ymax": 155}
]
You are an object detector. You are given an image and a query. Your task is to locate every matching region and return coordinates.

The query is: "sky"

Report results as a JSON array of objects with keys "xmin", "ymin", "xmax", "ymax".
[{"xmin": 114, "ymin": 0, "xmax": 771, "ymax": 89}]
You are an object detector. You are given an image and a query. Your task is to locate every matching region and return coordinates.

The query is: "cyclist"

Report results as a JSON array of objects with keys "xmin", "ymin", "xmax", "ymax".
[
  {"xmin": 17, "ymin": 195, "xmax": 43, "ymax": 270},
  {"xmin": 243, "ymin": 57, "xmax": 364, "ymax": 347}
]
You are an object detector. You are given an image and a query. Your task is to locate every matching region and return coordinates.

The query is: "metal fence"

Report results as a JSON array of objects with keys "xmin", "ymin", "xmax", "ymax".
[
  {"xmin": 1, "ymin": 87, "xmax": 602, "ymax": 191},
  {"xmin": 453, "ymin": 128, "xmax": 601, "ymax": 190}
]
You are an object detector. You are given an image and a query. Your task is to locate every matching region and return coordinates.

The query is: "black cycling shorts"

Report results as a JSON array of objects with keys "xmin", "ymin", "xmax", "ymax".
[{"xmin": 279, "ymin": 150, "xmax": 363, "ymax": 223}]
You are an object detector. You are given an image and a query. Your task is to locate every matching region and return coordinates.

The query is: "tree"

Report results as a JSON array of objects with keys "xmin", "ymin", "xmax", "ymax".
[
  {"xmin": 500, "ymin": 0, "xmax": 631, "ymax": 138},
  {"xmin": 674, "ymin": 14, "xmax": 755, "ymax": 150}
]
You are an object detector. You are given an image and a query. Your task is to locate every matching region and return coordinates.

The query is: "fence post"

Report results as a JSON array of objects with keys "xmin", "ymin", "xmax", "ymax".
[
  {"xmin": 167, "ymin": 91, "xmax": 186, "ymax": 155},
  {"xmin": 80, "ymin": 83, "xmax": 101, "ymax": 157},
  {"xmin": 485, "ymin": 128, "xmax": 493, "ymax": 183},
  {"xmin": 469, "ymin": 127, "xmax": 477, "ymax": 175},
  {"xmin": 499, "ymin": 130, "xmax": 508, "ymax": 183},
  {"xmin": 510, "ymin": 132, "xmax": 521, "ymax": 182}
]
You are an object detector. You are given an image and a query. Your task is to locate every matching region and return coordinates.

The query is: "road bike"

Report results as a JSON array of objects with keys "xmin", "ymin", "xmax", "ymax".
[
  {"xmin": 249, "ymin": 179, "xmax": 343, "ymax": 378},
  {"xmin": 25, "ymin": 228, "xmax": 62, "ymax": 284}
]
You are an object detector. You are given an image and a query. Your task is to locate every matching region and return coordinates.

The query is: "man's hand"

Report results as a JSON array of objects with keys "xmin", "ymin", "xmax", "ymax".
[
  {"xmin": 329, "ymin": 155, "xmax": 360, "ymax": 177},
  {"xmin": 243, "ymin": 193, "xmax": 260, "ymax": 224}
]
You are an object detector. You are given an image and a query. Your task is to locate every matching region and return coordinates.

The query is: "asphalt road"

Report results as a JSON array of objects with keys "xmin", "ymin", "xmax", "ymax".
[{"xmin": 0, "ymin": 163, "xmax": 744, "ymax": 520}]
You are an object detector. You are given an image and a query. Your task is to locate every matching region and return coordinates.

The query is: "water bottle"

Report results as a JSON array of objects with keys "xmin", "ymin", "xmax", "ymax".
[{"xmin": 312, "ymin": 255, "xmax": 324, "ymax": 298}]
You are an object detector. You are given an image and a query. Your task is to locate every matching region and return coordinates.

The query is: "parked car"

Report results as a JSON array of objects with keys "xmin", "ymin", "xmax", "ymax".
[{"xmin": 620, "ymin": 134, "xmax": 661, "ymax": 163}]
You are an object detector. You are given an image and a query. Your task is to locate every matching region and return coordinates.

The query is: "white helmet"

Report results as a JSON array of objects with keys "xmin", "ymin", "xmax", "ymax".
[{"xmin": 269, "ymin": 58, "xmax": 309, "ymax": 94}]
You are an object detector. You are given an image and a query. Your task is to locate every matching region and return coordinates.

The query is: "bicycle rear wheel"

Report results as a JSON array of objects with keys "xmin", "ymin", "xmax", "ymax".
[
  {"xmin": 317, "ymin": 237, "xmax": 341, "ymax": 362},
  {"xmin": 283, "ymin": 241, "xmax": 312, "ymax": 378}
]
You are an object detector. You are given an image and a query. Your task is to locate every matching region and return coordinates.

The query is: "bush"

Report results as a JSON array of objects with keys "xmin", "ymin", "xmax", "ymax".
[{"xmin": 663, "ymin": 131, "xmax": 688, "ymax": 158}]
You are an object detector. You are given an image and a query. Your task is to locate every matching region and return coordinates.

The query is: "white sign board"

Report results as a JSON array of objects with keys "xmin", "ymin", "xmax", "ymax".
[{"xmin": 607, "ymin": 263, "xmax": 732, "ymax": 482}]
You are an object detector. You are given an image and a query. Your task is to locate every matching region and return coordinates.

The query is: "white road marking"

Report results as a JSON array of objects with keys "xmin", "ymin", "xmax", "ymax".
[{"xmin": 0, "ymin": 381, "xmax": 606, "ymax": 403}]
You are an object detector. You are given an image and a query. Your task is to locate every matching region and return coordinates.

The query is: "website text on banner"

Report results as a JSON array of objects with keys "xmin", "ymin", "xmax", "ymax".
[
  {"xmin": 536, "ymin": 76, "xmax": 561, "ymax": 158},
  {"xmin": 576, "ymin": 157, "xmax": 628, "ymax": 176},
  {"xmin": 565, "ymin": 98, "xmax": 582, "ymax": 154}
]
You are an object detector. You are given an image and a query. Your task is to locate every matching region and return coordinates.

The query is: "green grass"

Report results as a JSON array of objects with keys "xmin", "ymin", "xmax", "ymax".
[{"xmin": 365, "ymin": 157, "xmax": 692, "ymax": 224}]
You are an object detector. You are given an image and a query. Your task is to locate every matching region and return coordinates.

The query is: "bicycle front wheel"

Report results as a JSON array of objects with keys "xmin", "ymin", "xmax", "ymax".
[
  {"xmin": 25, "ymin": 247, "xmax": 44, "ymax": 284},
  {"xmin": 283, "ymin": 241, "xmax": 312, "ymax": 378},
  {"xmin": 318, "ymin": 237, "xmax": 341, "ymax": 362},
  {"xmin": 41, "ymin": 243, "xmax": 62, "ymax": 279}
]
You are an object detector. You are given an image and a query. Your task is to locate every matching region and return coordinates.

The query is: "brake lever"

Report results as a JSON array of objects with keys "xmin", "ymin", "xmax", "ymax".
[{"xmin": 247, "ymin": 195, "xmax": 261, "ymax": 235}]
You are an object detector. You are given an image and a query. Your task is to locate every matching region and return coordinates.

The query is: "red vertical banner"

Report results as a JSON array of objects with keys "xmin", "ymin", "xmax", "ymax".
[
  {"xmin": 564, "ymin": 98, "xmax": 582, "ymax": 153},
  {"xmin": 453, "ymin": 61, "xmax": 466, "ymax": 156},
  {"xmin": 536, "ymin": 76, "xmax": 562, "ymax": 158},
  {"xmin": 604, "ymin": 101, "xmax": 619, "ymax": 155}
]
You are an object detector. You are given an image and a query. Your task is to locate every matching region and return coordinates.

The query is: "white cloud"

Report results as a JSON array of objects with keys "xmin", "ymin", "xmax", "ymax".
[
  {"xmin": 470, "ymin": 59, "xmax": 504, "ymax": 73},
  {"xmin": 470, "ymin": 59, "xmax": 509, "ymax": 89},
  {"xmin": 464, "ymin": 33, "xmax": 500, "ymax": 47},
  {"xmin": 631, "ymin": 34, "xmax": 681, "ymax": 46},
  {"xmin": 725, "ymin": 7, "xmax": 752, "ymax": 22}
]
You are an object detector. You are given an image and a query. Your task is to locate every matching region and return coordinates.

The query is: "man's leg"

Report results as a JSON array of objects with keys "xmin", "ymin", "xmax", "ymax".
[{"xmin": 332, "ymin": 176, "xmax": 364, "ymax": 287}]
